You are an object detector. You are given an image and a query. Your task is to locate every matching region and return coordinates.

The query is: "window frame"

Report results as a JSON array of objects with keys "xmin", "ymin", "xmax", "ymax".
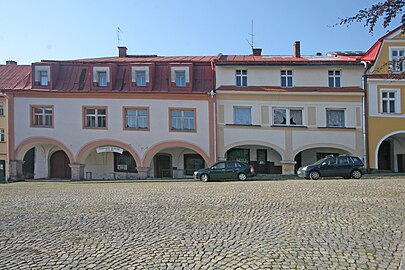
[
  {"xmin": 169, "ymin": 108, "xmax": 197, "ymax": 132},
  {"xmin": 97, "ymin": 71, "xmax": 108, "ymax": 87},
  {"xmin": 0, "ymin": 128, "xmax": 4, "ymax": 142},
  {"xmin": 30, "ymin": 105, "xmax": 54, "ymax": 128},
  {"xmin": 328, "ymin": 70, "xmax": 341, "ymax": 88},
  {"xmin": 0, "ymin": 102, "xmax": 4, "ymax": 116},
  {"xmin": 235, "ymin": 69, "xmax": 248, "ymax": 87},
  {"xmin": 389, "ymin": 47, "xmax": 405, "ymax": 73},
  {"xmin": 123, "ymin": 107, "xmax": 150, "ymax": 131},
  {"xmin": 34, "ymin": 66, "xmax": 51, "ymax": 87},
  {"xmin": 175, "ymin": 70, "xmax": 186, "ymax": 87},
  {"xmin": 380, "ymin": 88, "xmax": 401, "ymax": 114},
  {"xmin": 272, "ymin": 107, "xmax": 304, "ymax": 126},
  {"xmin": 233, "ymin": 106, "xmax": 252, "ymax": 125},
  {"xmin": 82, "ymin": 106, "xmax": 108, "ymax": 129},
  {"xmin": 280, "ymin": 70, "xmax": 293, "ymax": 88},
  {"xmin": 326, "ymin": 109, "xmax": 346, "ymax": 127}
]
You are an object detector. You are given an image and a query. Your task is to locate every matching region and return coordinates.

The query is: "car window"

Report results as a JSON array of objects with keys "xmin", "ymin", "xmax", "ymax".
[
  {"xmin": 350, "ymin": 156, "xmax": 362, "ymax": 165},
  {"xmin": 226, "ymin": 162, "xmax": 237, "ymax": 169},
  {"xmin": 212, "ymin": 162, "xmax": 225, "ymax": 169},
  {"xmin": 338, "ymin": 156, "xmax": 350, "ymax": 165},
  {"xmin": 327, "ymin": 157, "xmax": 337, "ymax": 165}
]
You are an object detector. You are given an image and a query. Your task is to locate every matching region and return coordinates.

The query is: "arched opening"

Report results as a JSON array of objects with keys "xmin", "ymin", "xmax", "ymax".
[
  {"xmin": 225, "ymin": 144, "xmax": 283, "ymax": 174},
  {"xmin": 50, "ymin": 150, "xmax": 71, "ymax": 178},
  {"xmin": 376, "ymin": 133, "xmax": 405, "ymax": 172},
  {"xmin": 294, "ymin": 147, "xmax": 352, "ymax": 172},
  {"xmin": 23, "ymin": 147, "xmax": 35, "ymax": 179}
]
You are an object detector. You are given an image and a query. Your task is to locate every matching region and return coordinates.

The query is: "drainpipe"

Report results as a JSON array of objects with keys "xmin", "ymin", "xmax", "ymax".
[
  {"xmin": 210, "ymin": 89, "xmax": 217, "ymax": 164},
  {"xmin": 361, "ymin": 60, "xmax": 372, "ymax": 173}
]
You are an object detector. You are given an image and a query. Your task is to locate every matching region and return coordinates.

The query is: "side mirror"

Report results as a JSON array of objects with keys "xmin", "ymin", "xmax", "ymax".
[{"xmin": 321, "ymin": 162, "xmax": 327, "ymax": 166}]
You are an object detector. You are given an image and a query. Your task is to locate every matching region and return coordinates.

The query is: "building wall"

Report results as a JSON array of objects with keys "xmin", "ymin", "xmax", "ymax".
[
  {"xmin": 0, "ymin": 97, "xmax": 7, "ymax": 180},
  {"xmin": 13, "ymin": 95, "xmax": 212, "ymax": 167},
  {"xmin": 216, "ymin": 66, "xmax": 363, "ymax": 88}
]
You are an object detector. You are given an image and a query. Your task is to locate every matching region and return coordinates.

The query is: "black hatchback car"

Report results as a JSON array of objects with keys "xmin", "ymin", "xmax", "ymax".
[
  {"xmin": 297, "ymin": 155, "xmax": 365, "ymax": 180},
  {"xmin": 194, "ymin": 161, "xmax": 255, "ymax": 182}
]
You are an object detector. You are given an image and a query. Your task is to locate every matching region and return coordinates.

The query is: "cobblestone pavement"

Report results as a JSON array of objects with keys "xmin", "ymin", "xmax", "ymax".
[{"xmin": 0, "ymin": 179, "xmax": 404, "ymax": 270}]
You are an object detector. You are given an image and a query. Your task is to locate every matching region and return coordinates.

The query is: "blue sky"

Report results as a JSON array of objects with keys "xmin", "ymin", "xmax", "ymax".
[{"xmin": 0, "ymin": 0, "xmax": 401, "ymax": 64}]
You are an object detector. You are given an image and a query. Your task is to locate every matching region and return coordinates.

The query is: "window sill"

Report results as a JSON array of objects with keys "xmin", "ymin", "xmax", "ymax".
[
  {"xmin": 271, "ymin": 125, "xmax": 307, "ymax": 128},
  {"xmin": 226, "ymin": 124, "xmax": 261, "ymax": 127},
  {"xmin": 169, "ymin": 129, "xmax": 197, "ymax": 133},
  {"xmin": 124, "ymin": 127, "xmax": 150, "ymax": 131},
  {"xmin": 379, "ymin": 112, "xmax": 401, "ymax": 115},
  {"xmin": 31, "ymin": 125, "xmax": 54, "ymax": 128},
  {"xmin": 318, "ymin": 126, "xmax": 356, "ymax": 130},
  {"xmin": 83, "ymin": 127, "xmax": 108, "ymax": 130}
]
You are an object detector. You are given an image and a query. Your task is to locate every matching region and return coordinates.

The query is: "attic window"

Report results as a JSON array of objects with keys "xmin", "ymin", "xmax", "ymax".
[
  {"xmin": 93, "ymin": 67, "xmax": 110, "ymax": 87},
  {"xmin": 34, "ymin": 66, "xmax": 50, "ymax": 87}
]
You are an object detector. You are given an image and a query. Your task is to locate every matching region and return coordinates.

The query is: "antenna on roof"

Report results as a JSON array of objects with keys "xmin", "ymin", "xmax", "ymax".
[
  {"xmin": 117, "ymin": 27, "xmax": 122, "ymax": 46},
  {"xmin": 247, "ymin": 20, "xmax": 254, "ymax": 50}
]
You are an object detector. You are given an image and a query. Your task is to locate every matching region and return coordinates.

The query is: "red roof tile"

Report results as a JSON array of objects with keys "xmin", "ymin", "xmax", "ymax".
[{"xmin": 0, "ymin": 65, "xmax": 31, "ymax": 89}]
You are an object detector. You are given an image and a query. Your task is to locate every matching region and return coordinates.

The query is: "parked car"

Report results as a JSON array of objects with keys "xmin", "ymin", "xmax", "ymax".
[
  {"xmin": 194, "ymin": 161, "xmax": 255, "ymax": 182},
  {"xmin": 297, "ymin": 155, "xmax": 365, "ymax": 180}
]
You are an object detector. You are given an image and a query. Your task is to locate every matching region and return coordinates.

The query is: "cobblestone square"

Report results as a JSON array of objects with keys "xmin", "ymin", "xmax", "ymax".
[{"xmin": 0, "ymin": 179, "xmax": 404, "ymax": 269}]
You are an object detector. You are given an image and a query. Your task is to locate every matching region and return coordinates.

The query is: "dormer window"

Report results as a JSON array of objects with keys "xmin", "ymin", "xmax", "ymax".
[
  {"xmin": 93, "ymin": 67, "xmax": 110, "ymax": 87},
  {"xmin": 131, "ymin": 66, "xmax": 150, "ymax": 87},
  {"xmin": 390, "ymin": 47, "xmax": 405, "ymax": 72},
  {"xmin": 175, "ymin": 71, "xmax": 186, "ymax": 87},
  {"xmin": 34, "ymin": 66, "xmax": 50, "ymax": 87}
]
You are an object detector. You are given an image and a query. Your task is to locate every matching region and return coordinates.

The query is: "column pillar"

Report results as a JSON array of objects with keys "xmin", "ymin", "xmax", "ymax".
[
  {"xmin": 136, "ymin": 167, "xmax": 151, "ymax": 179},
  {"xmin": 280, "ymin": 160, "xmax": 297, "ymax": 175},
  {"xmin": 9, "ymin": 160, "xmax": 24, "ymax": 181},
  {"xmin": 69, "ymin": 163, "xmax": 85, "ymax": 181}
]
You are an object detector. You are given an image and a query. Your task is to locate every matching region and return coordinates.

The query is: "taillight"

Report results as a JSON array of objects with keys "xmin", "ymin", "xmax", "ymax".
[{"xmin": 250, "ymin": 167, "xmax": 255, "ymax": 173}]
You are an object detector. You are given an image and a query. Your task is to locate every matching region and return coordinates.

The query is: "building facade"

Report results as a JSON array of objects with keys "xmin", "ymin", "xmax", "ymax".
[
  {"xmin": 7, "ymin": 48, "xmax": 216, "ymax": 180},
  {"xmin": 363, "ymin": 26, "xmax": 405, "ymax": 172},
  {"xmin": 215, "ymin": 44, "xmax": 365, "ymax": 174}
]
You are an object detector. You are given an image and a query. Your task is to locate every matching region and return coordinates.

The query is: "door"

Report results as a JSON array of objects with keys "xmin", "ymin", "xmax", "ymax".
[
  {"xmin": 0, "ymin": 160, "xmax": 5, "ymax": 181},
  {"xmin": 398, "ymin": 154, "xmax": 405, "ymax": 172},
  {"xmin": 378, "ymin": 140, "xmax": 392, "ymax": 171},
  {"xmin": 184, "ymin": 154, "xmax": 204, "ymax": 175},
  {"xmin": 336, "ymin": 156, "xmax": 353, "ymax": 177},
  {"xmin": 257, "ymin": 149, "xmax": 268, "ymax": 174},
  {"xmin": 23, "ymin": 147, "xmax": 35, "ymax": 179},
  {"xmin": 319, "ymin": 157, "xmax": 337, "ymax": 177},
  {"xmin": 155, "ymin": 154, "xmax": 172, "ymax": 178},
  {"xmin": 50, "ymin": 150, "xmax": 71, "ymax": 178},
  {"xmin": 209, "ymin": 162, "xmax": 227, "ymax": 179}
]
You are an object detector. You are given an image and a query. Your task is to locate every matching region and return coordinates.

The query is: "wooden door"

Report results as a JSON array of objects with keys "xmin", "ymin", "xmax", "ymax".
[
  {"xmin": 50, "ymin": 150, "xmax": 71, "ymax": 178},
  {"xmin": 256, "ymin": 149, "xmax": 268, "ymax": 174},
  {"xmin": 378, "ymin": 140, "xmax": 392, "ymax": 171},
  {"xmin": 184, "ymin": 154, "xmax": 204, "ymax": 175},
  {"xmin": 155, "ymin": 154, "xmax": 172, "ymax": 178}
]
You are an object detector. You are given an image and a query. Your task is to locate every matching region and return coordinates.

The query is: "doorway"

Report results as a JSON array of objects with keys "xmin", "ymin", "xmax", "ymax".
[
  {"xmin": 184, "ymin": 154, "xmax": 204, "ymax": 175},
  {"xmin": 154, "ymin": 154, "xmax": 172, "ymax": 178},
  {"xmin": 378, "ymin": 140, "xmax": 392, "ymax": 171},
  {"xmin": 256, "ymin": 149, "xmax": 268, "ymax": 174},
  {"xmin": 23, "ymin": 147, "xmax": 35, "ymax": 179},
  {"xmin": 50, "ymin": 150, "xmax": 71, "ymax": 178}
]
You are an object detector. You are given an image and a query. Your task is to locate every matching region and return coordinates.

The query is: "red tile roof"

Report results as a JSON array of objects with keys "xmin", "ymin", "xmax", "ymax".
[
  {"xmin": 216, "ymin": 85, "xmax": 363, "ymax": 93},
  {"xmin": 361, "ymin": 25, "xmax": 403, "ymax": 62},
  {"xmin": 0, "ymin": 65, "xmax": 31, "ymax": 89}
]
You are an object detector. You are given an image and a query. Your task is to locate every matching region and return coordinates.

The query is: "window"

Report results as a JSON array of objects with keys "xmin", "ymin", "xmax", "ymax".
[
  {"xmin": 273, "ymin": 108, "xmax": 302, "ymax": 126},
  {"xmin": 328, "ymin": 70, "xmax": 341, "ymax": 88},
  {"xmin": 114, "ymin": 151, "xmax": 137, "ymax": 172},
  {"xmin": 135, "ymin": 71, "xmax": 146, "ymax": 87},
  {"xmin": 84, "ymin": 107, "xmax": 107, "ymax": 128},
  {"xmin": 281, "ymin": 70, "xmax": 293, "ymax": 87},
  {"xmin": 0, "ymin": 129, "xmax": 4, "ymax": 142},
  {"xmin": 97, "ymin": 71, "xmax": 107, "ymax": 87},
  {"xmin": 338, "ymin": 156, "xmax": 350, "ymax": 165},
  {"xmin": 0, "ymin": 102, "xmax": 4, "ymax": 116},
  {"xmin": 381, "ymin": 90, "xmax": 399, "ymax": 113},
  {"xmin": 391, "ymin": 48, "xmax": 405, "ymax": 72},
  {"xmin": 124, "ymin": 108, "xmax": 149, "ymax": 130},
  {"xmin": 326, "ymin": 109, "xmax": 345, "ymax": 127},
  {"xmin": 212, "ymin": 162, "xmax": 226, "ymax": 169},
  {"xmin": 234, "ymin": 107, "xmax": 252, "ymax": 125},
  {"xmin": 227, "ymin": 148, "xmax": 250, "ymax": 163},
  {"xmin": 236, "ymin": 70, "xmax": 248, "ymax": 86},
  {"xmin": 39, "ymin": 71, "xmax": 49, "ymax": 86},
  {"xmin": 170, "ymin": 109, "xmax": 195, "ymax": 131},
  {"xmin": 31, "ymin": 106, "xmax": 53, "ymax": 127},
  {"xmin": 175, "ymin": 71, "xmax": 186, "ymax": 87}
]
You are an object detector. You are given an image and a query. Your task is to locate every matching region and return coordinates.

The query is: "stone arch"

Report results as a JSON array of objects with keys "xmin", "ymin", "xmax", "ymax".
[
  {"xmin": 292, "ymin": 143, "xmax": 355, "ymax": 159},
  {"xmin": 142, "ymin": 140, "xmax": 210, "ymax": 167},
  {"xmin": 375, "ymin": 130, "xmax": 405, "ymax": 170},
  {"xmin": 15, "ymin": 137, "xmax": 74, "ymax": 163},
  {"xmin": 223, "ymin": 140, "xmax": 285, "ymax": 160},
  {"xmin": 75, "ymin": 139, "xmax": 142, "ymax": 166}
]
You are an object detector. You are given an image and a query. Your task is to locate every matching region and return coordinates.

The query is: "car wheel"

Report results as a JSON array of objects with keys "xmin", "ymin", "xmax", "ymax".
[
  {"xmin": 200, "ymin": 174, "xmax": 209, "ymax": 182},
  {"xmin": 238, "ymin": 173, "xmax": 247, "ymax": 181},
  {"xmin": 309, "ymin": 170, "xmax": 320, "ymax": 180},
  {"xmin": 351, "ymin": 169, "xmax": 362, "ymax": 179}
]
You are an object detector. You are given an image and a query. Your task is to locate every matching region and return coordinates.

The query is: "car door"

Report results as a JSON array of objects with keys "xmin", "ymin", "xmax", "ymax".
[
  {"xmin": 225, "ymin": 161, "xmax": 240, "ymax": 179},
  {"xmin": 319, "ymin": 157, "xmax": 337, "ymax": 177},
  {"xmin": 209, "ymin": 162, "xmax": 227, "ymax": 179},
  {"xmin": 336, "ymin": 156, "xmax": 352, "ymax": 176}
]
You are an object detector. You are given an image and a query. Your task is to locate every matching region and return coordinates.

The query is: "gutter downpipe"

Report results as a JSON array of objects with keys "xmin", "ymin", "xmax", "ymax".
[
  {"xmin": 210, "ymin": 60, "xmax": 217, "ymax": 163},
  {"xmin": 361, "ymin": 60, "xmax": 372, "ymax": 173}
]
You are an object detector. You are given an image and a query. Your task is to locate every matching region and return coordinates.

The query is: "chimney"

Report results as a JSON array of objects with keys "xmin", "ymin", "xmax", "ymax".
[
  {"xmin": 252, "ymin": 48, "xmax": 262, "ymax": 56},
  {"xmin": 118, "ymin": 46, "xmax": 127, "ymax": 57},
  {"xmin": 6, "ymin": 60, "xmax": 17, "ymax": 65},
  {"xmin": 294, "ymin": 41, "xmax": 301, "ymax": 58},
  {"xmin": 316, "ymin": 52, "xmax": 322, "ymax": 56}
]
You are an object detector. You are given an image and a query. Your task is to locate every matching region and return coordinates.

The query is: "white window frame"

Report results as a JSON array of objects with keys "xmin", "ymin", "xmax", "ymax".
[
  {"xmin": 233, "ymin": 106, "xmax": 252, "ymax": 125},
  {"xmin": 34, "ymin": 66, "xmax": 50, "ymax": 86},
  {"xmin": 170, "ymin": 67, "xmax": 190, "ymax": 86},
  {"xmin": 85, "ymin": 108, "xmax": 107, "ymax": 128},
  {"xmin": 328, "ymin": 70, "xmax": 341, "ymax": 88},
  {"xmin": 131, "ymin": 66, "xmax": 150, "ymax": 86},
  {"xmin": 326, "ymin": 109, "xmax": 346, "ymax": 127},
  {"xmin": 170, "ymin": 109, "xmax": 196, "ymax": 131},
  {"xmin": 236, "ymin": 69, "xmax": 248, "ymax": 87},
  {"xmin": 32, "ymin": 107, "xmax": 53, "ymax": 127},
  {"xmin": 0, "ymin": 102, "xmax": 4, "ymax": 116},
  {"xmin": 0, "ymin": 129, "xmax": 4, "ymax": 142},
  {"xmin": 273, "ymin": 107, "xmax": 303, "ymax": 126},
  {"xmin": 175, "ymin": 71, "xmax": 186, "ymax": 87},
  {"xmin": 281, "ymin": 70, "xmax": 293, "ymax": 87},
  {"xmin": 380, "ymin": 88, "xmax": 401, "ymax": 114},
  {"xmin": 93, "ymin": 67, "xmax": 110, "ymax": 86},
  {"xmin": 125, "ymin": 108, "xmax": 149, "ymax": 129},
  {"xmin": 389, "ymin": 47, "xmax": 405, "ymax": 73}
]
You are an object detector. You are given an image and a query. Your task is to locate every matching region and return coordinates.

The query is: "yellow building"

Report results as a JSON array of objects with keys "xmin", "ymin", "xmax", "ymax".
[{"xmin": 363, "ymin": 26, "xmax": 405, "ymax": 172}]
